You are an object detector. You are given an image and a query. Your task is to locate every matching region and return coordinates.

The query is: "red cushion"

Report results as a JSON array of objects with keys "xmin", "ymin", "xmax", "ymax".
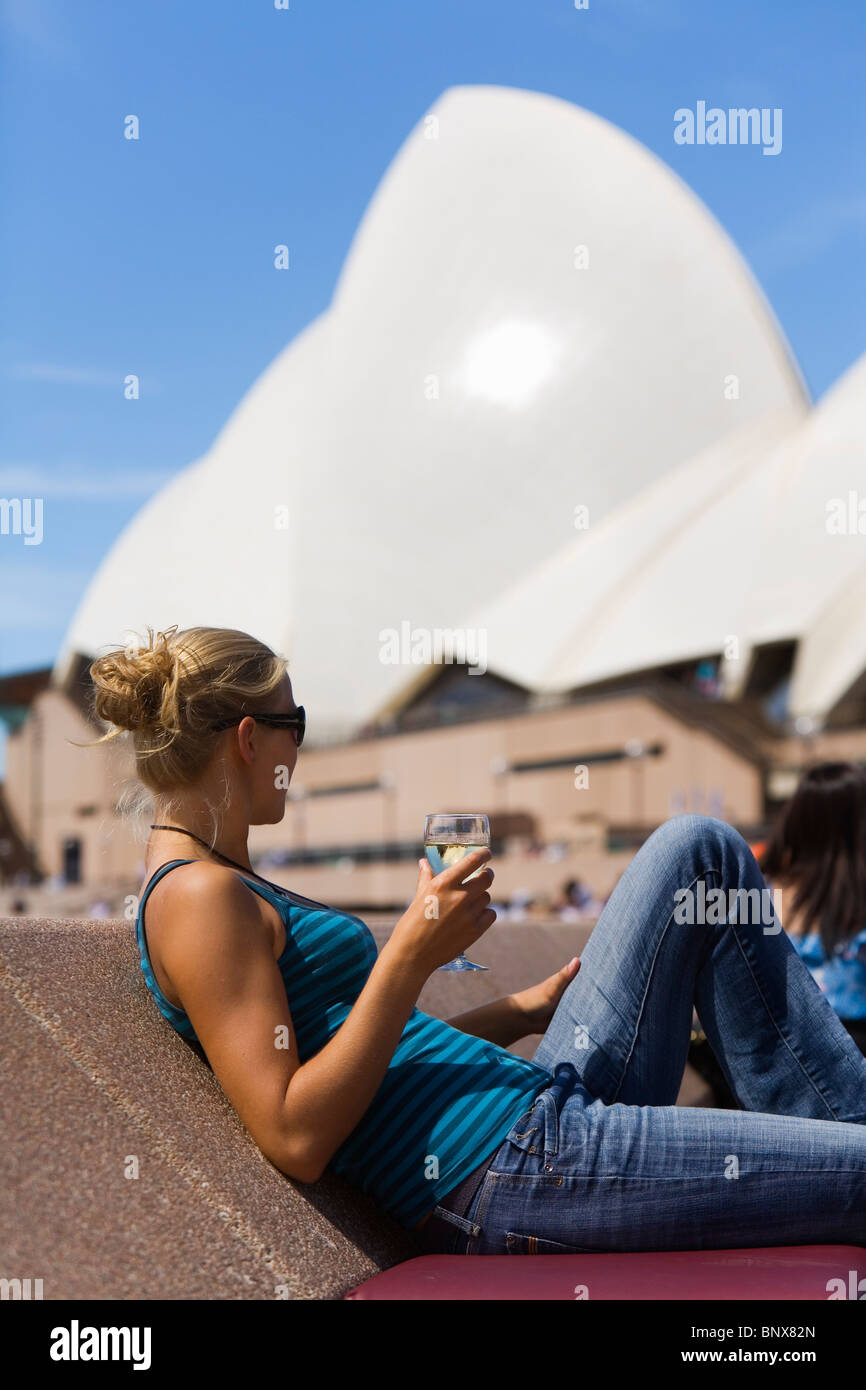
[{"xmin": 344, "ymin": 1245, "xmax": 866, "ymax": 1300}]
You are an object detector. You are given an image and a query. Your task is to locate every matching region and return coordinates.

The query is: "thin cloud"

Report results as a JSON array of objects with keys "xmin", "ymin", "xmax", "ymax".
[
  {"xmin": 8, "ymin": 363, "xmax": 138, "ymax": 388},
  {"xmin": 0, "ymin": 465, "xmax": 174, "ymax": 499}
]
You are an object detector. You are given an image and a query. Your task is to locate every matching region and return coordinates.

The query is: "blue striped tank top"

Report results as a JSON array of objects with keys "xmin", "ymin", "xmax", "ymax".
[{"xmin": 135, "ymin": 859, "xmax": 552, "ymax": 1229}]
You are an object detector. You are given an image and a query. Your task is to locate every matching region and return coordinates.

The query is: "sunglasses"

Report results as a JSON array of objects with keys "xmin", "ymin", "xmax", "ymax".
[{"xmin": 211, "ymin": 706, "xmax": 306, "ymax": 747}]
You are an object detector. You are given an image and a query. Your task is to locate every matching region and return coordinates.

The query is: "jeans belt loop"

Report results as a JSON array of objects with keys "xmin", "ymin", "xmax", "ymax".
[
  {"xmin": 429, "ymin": 1206, "xmax": 482, "ymax": 1239},
  {"xmin": 423, "ymin": 1150, "xmax": 495, "ymax": 1242}
]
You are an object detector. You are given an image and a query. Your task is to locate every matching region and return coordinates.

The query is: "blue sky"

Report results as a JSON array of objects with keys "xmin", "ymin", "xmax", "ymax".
[{"xmin": 1, "ymin": 0, "xmax": 864, "ymax": 692}]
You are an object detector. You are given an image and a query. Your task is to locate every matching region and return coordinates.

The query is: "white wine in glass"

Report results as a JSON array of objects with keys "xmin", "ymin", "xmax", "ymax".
[{"xmin": 423, "ymin": 813, "xmax": 491, "ymax": 972}]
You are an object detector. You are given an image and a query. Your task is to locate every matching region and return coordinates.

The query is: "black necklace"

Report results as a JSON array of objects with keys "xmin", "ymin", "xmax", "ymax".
[{"xmin": 149, "ymin": 823, "xmax": 291, "ymax": 899}]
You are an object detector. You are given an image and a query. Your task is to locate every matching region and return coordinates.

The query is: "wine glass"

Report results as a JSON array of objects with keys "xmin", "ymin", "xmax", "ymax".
[{"xmin": 423, "ymin": 813, "xmax": 491, "ymax": 972}]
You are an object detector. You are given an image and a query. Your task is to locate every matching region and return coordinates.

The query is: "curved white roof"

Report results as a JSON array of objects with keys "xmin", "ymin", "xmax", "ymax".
[
  {"xmin": 56, "ymin": 84, "xmax": 809, "ymax": 739},
  {"xmin": 779, "ymin": 352, "xmax": 866, "ymax": 719},
  {"xmin": 791, "ymin": 562, "xmax": 866, "ymax": 722},
  {"xmin": 461, "ymin": 405, "xmax": 807, "ymax": 694},
  {"xmin": 730, "ymin": 351, "xmax": 866, "ymax": 646},
  {"xmin": 466, "ymin": 351, "xmax": 866, "ymax": 721}
]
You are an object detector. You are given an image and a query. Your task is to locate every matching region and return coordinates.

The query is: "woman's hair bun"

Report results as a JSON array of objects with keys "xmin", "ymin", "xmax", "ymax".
[
  {"xmin": 89, "ymin": 626, "xmax": 180, "ymax": 733},
  {"xmin": 82, "ymin": 623, "xmax": 288, "ymax": 796}
]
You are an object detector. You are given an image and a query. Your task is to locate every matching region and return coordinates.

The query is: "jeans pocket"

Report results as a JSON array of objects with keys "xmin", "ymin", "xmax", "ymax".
[
  {"xmin": 504, "ymin": 1231, "xmax": 593, "ymax": 1254},
  {"xmin": 505, "ymin": 1086, "xmax": 558, "ymax": 1157}
]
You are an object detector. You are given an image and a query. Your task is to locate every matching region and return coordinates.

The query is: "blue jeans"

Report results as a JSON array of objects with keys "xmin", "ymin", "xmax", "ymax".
[{"xmin": 435, "ymin": 815, "xmax": 866, "ymax": 1255}]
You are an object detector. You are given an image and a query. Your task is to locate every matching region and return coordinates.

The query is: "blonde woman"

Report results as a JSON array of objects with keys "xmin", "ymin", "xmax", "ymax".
[{"xmin": 88, "ymin": 625, "xmax": 866, "ymax": 1256}]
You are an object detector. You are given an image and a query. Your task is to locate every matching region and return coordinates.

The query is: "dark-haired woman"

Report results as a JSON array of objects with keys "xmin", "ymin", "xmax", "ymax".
[{"xmin": 759, "ymin": 762, "xmax": 866, "ymax": 1058}]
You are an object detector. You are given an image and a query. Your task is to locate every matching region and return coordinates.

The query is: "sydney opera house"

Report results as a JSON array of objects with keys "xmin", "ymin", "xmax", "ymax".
[{"xmin": 2, "ymin": 84, "xmax": 865, "ymax": 910}]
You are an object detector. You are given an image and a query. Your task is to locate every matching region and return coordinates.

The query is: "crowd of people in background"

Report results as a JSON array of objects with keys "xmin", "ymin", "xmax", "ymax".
[
  {"xmin": 491, "ymin": 874, "xmax": 611, "ymax": 923},
  {"xmin": 491, "ymin": 875, "xmax": 607, "ymax": 923}
]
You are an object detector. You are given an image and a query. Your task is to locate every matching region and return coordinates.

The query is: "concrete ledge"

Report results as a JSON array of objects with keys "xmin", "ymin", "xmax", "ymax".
[{"xmin": 0, "ymin": 915, "xmax": 602, "ymax": 1299}]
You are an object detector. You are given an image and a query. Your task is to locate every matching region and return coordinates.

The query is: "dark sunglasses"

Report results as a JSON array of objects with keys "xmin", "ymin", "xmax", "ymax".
[{"xmin": 211, "ymin": 706, "xmax": 306, "ymax": 747}]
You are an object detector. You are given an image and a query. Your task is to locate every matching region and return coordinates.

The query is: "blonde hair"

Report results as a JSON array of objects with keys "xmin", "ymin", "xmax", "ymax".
[{"xmin": 81, "ymin": 625, "xmax": 288, "ymax": 841}]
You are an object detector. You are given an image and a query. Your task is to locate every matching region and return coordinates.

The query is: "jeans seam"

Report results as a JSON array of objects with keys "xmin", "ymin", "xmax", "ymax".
[
  {"xmin": 539, "ymin": 1085, "xmax": 560, "ymax": 1159},
  {"xmin": 607, "ymin": 869, "xmax": 708, "ymax": 1104}
]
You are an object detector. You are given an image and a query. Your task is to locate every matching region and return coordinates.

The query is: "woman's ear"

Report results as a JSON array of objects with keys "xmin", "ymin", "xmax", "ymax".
[{"xmin": 235, "ymin": 715, "xmax": 258, "ymax": 764}]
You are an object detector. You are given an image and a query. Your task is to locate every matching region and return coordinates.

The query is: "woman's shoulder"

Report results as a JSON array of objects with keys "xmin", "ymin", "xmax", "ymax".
[
  {"xmin": 144, "ymin": 858, "xmax": 284, "ymax": 909},
  {"xmin": 142, "ymin": 856, "xmax": 234, "ymax": 894},
  {"xmin": 142, "ymin": 859, "xmax": 287, "ymax": 975}
]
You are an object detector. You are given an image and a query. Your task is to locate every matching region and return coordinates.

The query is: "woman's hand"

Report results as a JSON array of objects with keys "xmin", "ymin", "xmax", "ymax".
[
  {"xmin": 512, "ymin": 957, "xmax": 581, "ymax": 1035},
  {"xmin": 388, "ymin": 849, "xmax": 497, "ymax": 977}
]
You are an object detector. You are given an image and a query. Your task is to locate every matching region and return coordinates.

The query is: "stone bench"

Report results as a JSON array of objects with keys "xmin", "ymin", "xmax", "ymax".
[{"xmin": 0, "ymin": 914, "xmax": 601, "ymax": 1300}]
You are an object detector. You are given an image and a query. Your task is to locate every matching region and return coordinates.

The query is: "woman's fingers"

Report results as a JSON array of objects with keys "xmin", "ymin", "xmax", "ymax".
[
  {"xmin": 437, "ymin": 847, "xmax": 492, "ymax": 886},
  {"xmin": 464, "ymin": 865, "xmax": 494, "ymax": 892}
]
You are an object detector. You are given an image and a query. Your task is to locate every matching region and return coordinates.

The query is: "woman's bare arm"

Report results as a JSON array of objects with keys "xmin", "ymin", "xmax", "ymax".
[
  {"xmin": 156, "ymin": 853, "xmax": 495, "ymax": 1182},
  {"xmin": 446, "ymin": 995, "xmax": 529, "ymax": 1047}
]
